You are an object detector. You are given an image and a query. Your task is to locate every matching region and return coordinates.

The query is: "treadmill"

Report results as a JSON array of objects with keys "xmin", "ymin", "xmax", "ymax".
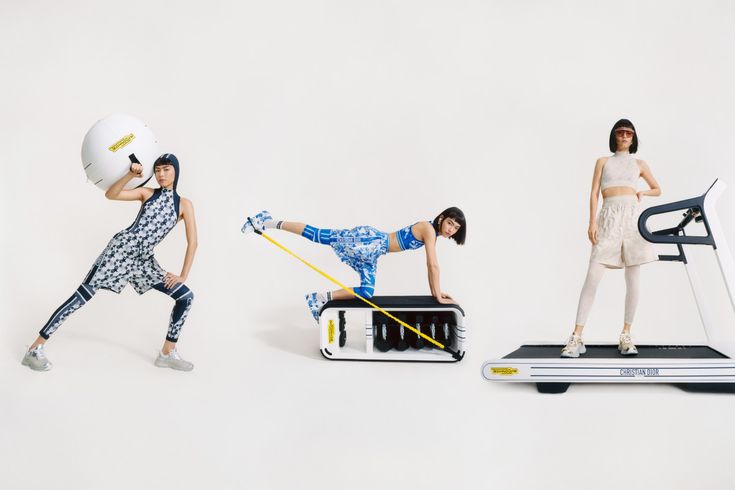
[{"xmin": 482, "ymin": 180, "xmax": 735, "ymax": 393}]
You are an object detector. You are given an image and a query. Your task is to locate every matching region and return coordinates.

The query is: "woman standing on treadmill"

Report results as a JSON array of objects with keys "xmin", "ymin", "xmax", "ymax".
[{"xmin": 561, "ymin": 119, "xmax": 661, "ymax": 358}]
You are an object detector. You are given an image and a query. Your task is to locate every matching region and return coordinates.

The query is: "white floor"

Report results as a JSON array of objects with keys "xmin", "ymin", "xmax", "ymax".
[{"xmin": 4, "ymin": 283, "xmax": 735, "ymax": 490}]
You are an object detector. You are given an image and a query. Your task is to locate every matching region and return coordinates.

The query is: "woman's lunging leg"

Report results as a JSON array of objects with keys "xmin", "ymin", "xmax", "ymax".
[
  {"xmin": 152, "ymin": 283, "xmax": 195, "ymax": 346},
  {"xmin": 36, "ymin": 284, "xmax": 97, "ymax": 344}
]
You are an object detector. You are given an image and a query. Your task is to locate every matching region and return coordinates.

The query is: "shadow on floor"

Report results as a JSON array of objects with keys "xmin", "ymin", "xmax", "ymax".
[{"xmin": 253, "ymin": 307, "xmax": 323, "ymax": 360}]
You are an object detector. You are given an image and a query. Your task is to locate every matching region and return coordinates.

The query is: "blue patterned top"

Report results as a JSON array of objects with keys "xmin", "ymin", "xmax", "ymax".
[{"xmin": 396, "ymin": 221, "xmax": 431, "ymax": 251}]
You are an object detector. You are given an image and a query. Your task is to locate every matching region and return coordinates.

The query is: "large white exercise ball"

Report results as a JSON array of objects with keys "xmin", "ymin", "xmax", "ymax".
[{"xmin": 81, "ymin": 113, "xmax": 159, "ymax": 191}]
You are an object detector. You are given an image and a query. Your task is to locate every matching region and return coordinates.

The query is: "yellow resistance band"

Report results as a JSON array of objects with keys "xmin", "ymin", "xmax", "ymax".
[{"xmin": 254, "ymin": 228, "xmax": 461, "ymax": 359}]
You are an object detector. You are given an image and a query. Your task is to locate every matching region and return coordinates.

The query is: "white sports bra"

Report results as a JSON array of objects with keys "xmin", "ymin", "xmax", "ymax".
[{"xmin": 601, "ymin": 151, "xmax": 640, "ymax": 191}]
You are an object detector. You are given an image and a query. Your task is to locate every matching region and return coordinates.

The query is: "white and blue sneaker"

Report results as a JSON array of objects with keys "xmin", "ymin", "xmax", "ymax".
[
  {"xmin": 241, "ymin": 210, "xmax": 273, "ymax": 234},
  {"xmin": 305, "ymin": 292, "xmax": 328, "ymax": 322}
]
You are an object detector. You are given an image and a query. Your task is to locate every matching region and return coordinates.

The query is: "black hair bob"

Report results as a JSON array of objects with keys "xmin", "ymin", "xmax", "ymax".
[
  {"xmin": 154, "ymin": 153, "xmax": 179, "ymax": 167},
  {"xmin": 433, "ymin": 207, "xmax": 466, "ymax": 245},
  {"xmin": 609, "ymin": 119, "xmax": 638, "ymax": 153}
]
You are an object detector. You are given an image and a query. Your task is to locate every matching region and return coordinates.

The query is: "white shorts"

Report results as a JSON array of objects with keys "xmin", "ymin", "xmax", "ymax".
[{"xmin": 590, "ymin": 195, "xmax": 658, "ymax": 269}]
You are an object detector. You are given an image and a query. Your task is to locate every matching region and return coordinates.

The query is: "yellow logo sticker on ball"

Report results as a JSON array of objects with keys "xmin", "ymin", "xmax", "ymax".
[
  {"xmin": 108, "ymin": 133, "xmax": 136, "ymax": 153},
  {"xmin": 491, "ymin": 367, "xmax": 518, "ymax": 376},
  {"xmin": 328, "ymin": 320, "xmax": 335, "ymax": 344}
]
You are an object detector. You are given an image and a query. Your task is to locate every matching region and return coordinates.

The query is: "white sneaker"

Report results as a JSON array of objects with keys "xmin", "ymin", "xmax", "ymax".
[
  {"xmin": 22, "ymin": 345, "xmax": 53, "ymax": 371},
  {"xmin": 305, "ymin": 292, "xmax": 328, "ymax": 322},
  {"xmin": 241, "ymin": 210, "xmax": 272, "ymax": 234},
  {"xmin": 154, "ymin": 349, "xmax": 194, "ymax": 371},
  {"xmin": 561, "ymin": 335, "xmax": 586, "ymax": 358},
  {"xmin": 618, "ymin": 333, "xmax": 638, "ymax": 355}
]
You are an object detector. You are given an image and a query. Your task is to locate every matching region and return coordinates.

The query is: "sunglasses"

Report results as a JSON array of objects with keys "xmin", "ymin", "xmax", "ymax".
[{"xmin": 615, "ymin": 129, "xmax": 635, "ymax": 137}]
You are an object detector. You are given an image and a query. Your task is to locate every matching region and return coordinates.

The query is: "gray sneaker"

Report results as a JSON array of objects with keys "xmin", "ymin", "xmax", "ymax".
[
  {"xmin": 154, "ymin": 349, "xmax": 194, "ymax": 371},
  {"xmin": 22, "ymin": 345, "xmax": 53, "ymax": 371}
]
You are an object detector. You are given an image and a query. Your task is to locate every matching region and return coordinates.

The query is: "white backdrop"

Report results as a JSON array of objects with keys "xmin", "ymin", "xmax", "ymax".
[{"xmin": 2, "ymin": 1, "xmax": 735, "ymax": 489}]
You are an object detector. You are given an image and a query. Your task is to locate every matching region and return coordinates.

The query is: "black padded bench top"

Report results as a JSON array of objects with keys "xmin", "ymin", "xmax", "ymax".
[{"xmin": 321, "ymin": 295, "xmax": 465, "ymax": 315}]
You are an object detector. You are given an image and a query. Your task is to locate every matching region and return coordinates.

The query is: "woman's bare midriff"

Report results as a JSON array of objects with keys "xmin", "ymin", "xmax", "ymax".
[
  {"xmin": 602, "ymin": 186, "xmax": 637, "ymax": 198},
  {"xmin": 388, "ymin": 232, "xmax": 401, "ymax": 253}
]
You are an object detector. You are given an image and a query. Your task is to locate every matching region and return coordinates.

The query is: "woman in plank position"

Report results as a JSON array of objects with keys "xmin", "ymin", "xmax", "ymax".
[{"xmin": 241, "ymin": 207, "xmax": 466, "ymax": 320}]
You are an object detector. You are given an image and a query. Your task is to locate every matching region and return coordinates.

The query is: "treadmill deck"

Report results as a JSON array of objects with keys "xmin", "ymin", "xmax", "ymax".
[{"xmin": 504, "ymin": 344, "xmax": 729, "ymax": 359}]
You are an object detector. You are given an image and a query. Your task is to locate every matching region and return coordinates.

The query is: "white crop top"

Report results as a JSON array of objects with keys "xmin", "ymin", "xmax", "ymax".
[{"xmin": 601, "ymin": 151, "xmax": 640, "ymax": 191}]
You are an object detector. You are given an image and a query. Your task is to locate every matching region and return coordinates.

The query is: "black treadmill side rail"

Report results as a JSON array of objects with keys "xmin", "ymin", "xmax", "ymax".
[
  {"xmin": 657, "ymin": 243, "xmax": 688, "ymax": 264},
  {"xmin": 638, "ymin": 181, "xmax": 717, "ymax": 248}
]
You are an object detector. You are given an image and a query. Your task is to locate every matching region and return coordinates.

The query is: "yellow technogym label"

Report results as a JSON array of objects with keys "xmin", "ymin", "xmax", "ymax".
[
  {"xmin": 328, "ymin": 320, "xmax": 335, "ymax": 344},
  {"xmin": 108, "ymin": 133, "xmax": 135, "ymax": 152},
  {"xmin": 491, "ymin": 367, "xmax": 518, "ymax": 376}
]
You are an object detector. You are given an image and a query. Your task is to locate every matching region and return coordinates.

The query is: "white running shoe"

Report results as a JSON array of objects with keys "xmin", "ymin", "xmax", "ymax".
[
  {"xmin": 154, "ymin": 349, "xmax": 194, "ymax": 371},
  {"xmin": 618, "ymin": 333, "xmax": 638, "ymax": 355},
  {"xmin": 305, "ymin": 292, "xmax": 328, "ymax": 322},
  {"xmin": 561, "ymin": 335, "xmax": 586, "ymax": 358},
  {"xmin": 22, "ymin": 345, "xmax": 53, "ymax": 371},
  {"xmin": 241, "ymin": 210, "xmax": 272, "ymax": 234}
]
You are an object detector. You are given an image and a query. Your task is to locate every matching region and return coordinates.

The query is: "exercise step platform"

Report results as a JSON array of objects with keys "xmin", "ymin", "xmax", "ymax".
[{"xmin": 318, "ymin": 295, "xmax": 466, "ymax": 362}]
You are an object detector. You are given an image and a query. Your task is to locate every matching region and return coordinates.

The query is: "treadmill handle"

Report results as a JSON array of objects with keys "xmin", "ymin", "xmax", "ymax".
[{"xmin": 638, "ymin": 195, "xmax": 715, "ymax": 247}]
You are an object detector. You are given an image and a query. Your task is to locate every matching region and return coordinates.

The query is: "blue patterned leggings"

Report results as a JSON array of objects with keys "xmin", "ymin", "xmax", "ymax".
[
  {"xmin": 39, "ymin": 282, "xmax": 194, "ymax": 342},
  {"xmin": 302, "ymin": 224, "xmax": 389, "ymax": 298}
]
